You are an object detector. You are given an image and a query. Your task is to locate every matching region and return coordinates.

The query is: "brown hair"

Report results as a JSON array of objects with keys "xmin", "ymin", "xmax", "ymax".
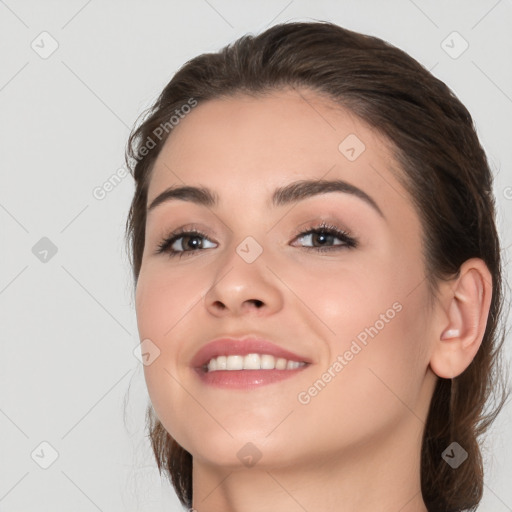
[{"xmin": 125, "ymin": 21, "xmax": 509, "ymax": 511}]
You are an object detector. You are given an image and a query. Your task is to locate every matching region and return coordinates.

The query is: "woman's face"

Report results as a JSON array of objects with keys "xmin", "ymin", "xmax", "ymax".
[{"xmin": 135, "ymin": 88, "xmax": 438, "ymax": 469}]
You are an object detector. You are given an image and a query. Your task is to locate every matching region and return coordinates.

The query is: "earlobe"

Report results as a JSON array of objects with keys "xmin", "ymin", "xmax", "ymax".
[{"xmin": 429, "ymin": 258, "xmax": 492, "ymax": 379}]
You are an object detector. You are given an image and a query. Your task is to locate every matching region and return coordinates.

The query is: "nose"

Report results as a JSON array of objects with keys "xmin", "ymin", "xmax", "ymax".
[{"xmin": 203, "ymin": 245, "xmax": 284, "ymax": 318}]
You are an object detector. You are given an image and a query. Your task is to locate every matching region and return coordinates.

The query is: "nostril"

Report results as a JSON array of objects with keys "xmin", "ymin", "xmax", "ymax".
[{"xmin": 242, "ymin": 299, "xmax": 264, "ymax": 309}]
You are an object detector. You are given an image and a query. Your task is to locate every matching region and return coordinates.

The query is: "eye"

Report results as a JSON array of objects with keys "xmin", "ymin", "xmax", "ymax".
[
  {"xmin": 291, "ymin": 222, "xmax": 357, "ymax": 252},
  {"xmin": 156, "ymin": 228, "xmax": 217, "ymax": 258},
  {"xmin": 155, "ymin": 222, "xmax": 357, "ymax": 259}
]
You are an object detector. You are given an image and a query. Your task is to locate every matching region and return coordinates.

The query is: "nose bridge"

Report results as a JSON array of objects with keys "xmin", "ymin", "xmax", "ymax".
[
  {"xmin": 203, "ymin": 229, "xmax": 282, "ymax": 315},
  {"xmin": 216, "ymin": 194, "xmax": 273, "ymax": 268}
]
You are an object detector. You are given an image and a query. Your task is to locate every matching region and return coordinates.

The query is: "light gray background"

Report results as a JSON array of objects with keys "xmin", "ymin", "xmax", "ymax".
[{"xmin": 1, "ymin": 1, "xmax": 511, "ymax": 511}]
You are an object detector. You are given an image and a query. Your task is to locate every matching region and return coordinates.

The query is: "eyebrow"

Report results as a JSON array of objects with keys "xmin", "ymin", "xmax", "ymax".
[{"xmin": 147, "ymin": 179, "xmax": 385, "ymax": 218}]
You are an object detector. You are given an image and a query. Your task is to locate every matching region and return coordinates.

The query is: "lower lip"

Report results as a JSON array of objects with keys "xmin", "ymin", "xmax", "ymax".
[{"xmin": 194, "ymin": 366, "xmax": 309, "ymax": 389}]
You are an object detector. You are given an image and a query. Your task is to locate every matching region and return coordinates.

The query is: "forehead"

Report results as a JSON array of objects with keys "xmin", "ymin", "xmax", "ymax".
[{"xmin": 147, "ymin": 88, "xmax": 412, "ymax": 220}]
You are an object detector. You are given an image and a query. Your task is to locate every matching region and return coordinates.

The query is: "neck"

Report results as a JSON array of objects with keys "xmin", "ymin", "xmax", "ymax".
[{"xmin": 191, "ymin": 415, "xmax": 428, "ymax": 512}]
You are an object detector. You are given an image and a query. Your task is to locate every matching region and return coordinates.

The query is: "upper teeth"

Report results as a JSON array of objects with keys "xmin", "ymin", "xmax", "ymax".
[{"xmin": 206, "ymin": 354, "xmax": 306, "ymax": 372}]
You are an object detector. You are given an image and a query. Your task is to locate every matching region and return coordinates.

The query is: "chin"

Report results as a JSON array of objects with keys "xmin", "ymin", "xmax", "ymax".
[{"xmin": 189, "ymin": 435, "xmax": 302, "ymax": 471}]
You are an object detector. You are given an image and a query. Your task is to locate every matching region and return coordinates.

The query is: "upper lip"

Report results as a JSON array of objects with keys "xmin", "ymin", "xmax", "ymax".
[{"xmin": 191, "ymin": 335, "xmax": 312, "ymax": 369}]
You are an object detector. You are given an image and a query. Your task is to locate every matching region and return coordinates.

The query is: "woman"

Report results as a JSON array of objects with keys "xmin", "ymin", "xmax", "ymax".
[{"xmin": 125, "ymin": 21, "xmax": 508, "ymax": 512}]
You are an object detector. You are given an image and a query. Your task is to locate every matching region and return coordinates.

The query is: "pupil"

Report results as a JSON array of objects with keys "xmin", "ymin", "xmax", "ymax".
[
  {"xmin": 315, "ymin": 233, "xmax": 331, "ymax": 246},
  {"xmin": 186, "ymin": 236, "xmax": 201, "ymax": 249}
]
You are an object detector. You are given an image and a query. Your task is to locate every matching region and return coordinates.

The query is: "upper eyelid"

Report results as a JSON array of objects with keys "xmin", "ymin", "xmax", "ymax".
[
  {"xmin": 168, "ymin": 224, "xmax": 350, "ymax": 241},
  {"xmin": 291, "ymin": 222, "xmax": 352, "ymax": 238}
]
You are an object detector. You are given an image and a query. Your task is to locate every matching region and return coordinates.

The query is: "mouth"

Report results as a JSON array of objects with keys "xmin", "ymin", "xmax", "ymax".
[
  {"xmin": 202, "ymin": 353, "xmax": 308, "ymax": 372},
  {"xmin": 191, "ymin": 337, "xmax": 312, "ymax": 389}
]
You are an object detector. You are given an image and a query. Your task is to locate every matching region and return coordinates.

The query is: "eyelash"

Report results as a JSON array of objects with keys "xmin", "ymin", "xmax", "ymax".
[{"xmin": 155, "ymin": 222, "xmax": 358, "ymax": 259}]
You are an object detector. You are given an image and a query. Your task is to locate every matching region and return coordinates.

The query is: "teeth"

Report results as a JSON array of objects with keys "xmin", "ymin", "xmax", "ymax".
[
  {"xmin": 243, "ymin": 353, "xmax": 260, "ymax": 370},
  {"xmin": 275, "ymin": 357, "xmax": 287, "ymax": 370},
  {"xmin": 261, "ymin": 354, "xmax": 275, "ymax": 369},
  {"xmin": 206, "ymin": 353, "xmax": 306, "ymax": 372}
]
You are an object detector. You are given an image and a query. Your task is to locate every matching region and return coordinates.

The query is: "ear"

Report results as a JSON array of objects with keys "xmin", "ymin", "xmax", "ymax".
[{"xmin": 429, "ymin": 257, "xmax": 493, "ymax": 379}]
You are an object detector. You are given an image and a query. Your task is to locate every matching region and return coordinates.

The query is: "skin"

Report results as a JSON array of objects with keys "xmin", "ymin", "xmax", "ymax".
[{"xmin": 135, "ymin": 88, "xmax": 492, "ymax": 512}]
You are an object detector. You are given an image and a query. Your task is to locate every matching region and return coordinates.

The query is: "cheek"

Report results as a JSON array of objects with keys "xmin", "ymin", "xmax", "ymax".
[
  {"xmin": 276, "ymin": 253, "xmax": 396, "ymax": 345},
  {"xmin": 135, "ymin": 264, "xmax": 205, "ymax": 342},
  {"xmin": 296, "ymin": 301, "xmax": 428, "ymax": 447},
  {"xmin": 288, "ymin": 254, "xmax": 429, "ymax": 404},
  {"xmin": 134, "ymin": 270, "xmax": 191, "ymax": 388},
  {"xmin": 135, "ymin": 270, "xmax": 201, "ymax": 445}
]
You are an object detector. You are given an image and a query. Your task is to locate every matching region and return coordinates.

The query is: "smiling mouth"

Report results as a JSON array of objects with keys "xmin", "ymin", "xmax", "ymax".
[{"xmin": 203, "ymin": 353, "xmax": 309, "ymax": 372}]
